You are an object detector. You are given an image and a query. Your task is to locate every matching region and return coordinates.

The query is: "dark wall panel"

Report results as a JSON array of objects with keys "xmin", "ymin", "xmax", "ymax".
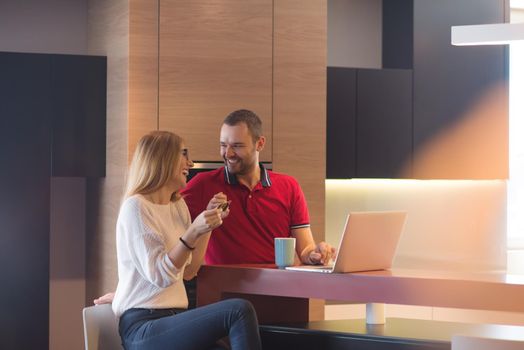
[
  {"xmin": 51, "ymin": 55, "xmax": 106, "ymax": 177},
  {"xmin": 0, "ymin": 51, "xmax": 106, "ymax": 349},
  {"xmin": 357, "ymin": 69, "xmax": 413, "ymax": 178},
  {"xmin": 327, "ymin": 67, "xmax": 357, "ymax": 178},
  {"xmin": 0, "ymin": 52, "xmax": 51, "ymax": 350},
  {"xmin": 413, "ymin": 0, "xmax": 508, "ymax": 178},
  {"xmin": 383, "ymin": 0, "xmax": 414, "ymax": 69}
]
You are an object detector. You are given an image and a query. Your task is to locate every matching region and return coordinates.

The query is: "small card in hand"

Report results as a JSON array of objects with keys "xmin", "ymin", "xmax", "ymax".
[{"xmin": 218, "ymin": 201, "xmax": 230, "ymax": 211}]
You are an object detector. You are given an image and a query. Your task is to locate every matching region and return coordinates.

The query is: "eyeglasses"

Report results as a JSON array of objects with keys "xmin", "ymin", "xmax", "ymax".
[{"xmin": 182, "ymin": 148, "xmax": 190, "ymax": 160}]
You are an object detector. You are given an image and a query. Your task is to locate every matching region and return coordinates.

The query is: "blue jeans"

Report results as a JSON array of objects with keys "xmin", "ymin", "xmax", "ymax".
[{"xmin": 119, "ymin": 298, "xmax": 262, "ymax": 350}]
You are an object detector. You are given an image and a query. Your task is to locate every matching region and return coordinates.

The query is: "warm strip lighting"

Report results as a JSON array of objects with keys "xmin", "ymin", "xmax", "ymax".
[
  {"xmin": 326, "ymin": 178, "xmax": 496, "ymax": 187},
  {"xmin": 451, "ymin": 22, "xmax": 524, "ymax": 46},
  {"xmin": 512, "ymin": 0, "xmax": 524, "ymax": 10}
]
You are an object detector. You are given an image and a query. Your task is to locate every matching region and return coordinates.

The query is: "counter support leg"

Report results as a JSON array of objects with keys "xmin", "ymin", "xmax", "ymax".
[{"xmin": 366, "ymin": 303, "xmax": 385, "ymax": 324}]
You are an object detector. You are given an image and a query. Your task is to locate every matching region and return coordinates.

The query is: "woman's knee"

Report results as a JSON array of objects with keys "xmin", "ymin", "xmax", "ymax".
[{"xmin": 225, "ymin": 298, "xmax": 256, "ymax": 318}]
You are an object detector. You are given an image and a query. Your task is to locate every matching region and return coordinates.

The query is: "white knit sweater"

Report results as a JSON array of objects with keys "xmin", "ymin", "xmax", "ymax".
[{"xmin": 112, "ymin": 194, "xmax": 192, "ymax": 318}]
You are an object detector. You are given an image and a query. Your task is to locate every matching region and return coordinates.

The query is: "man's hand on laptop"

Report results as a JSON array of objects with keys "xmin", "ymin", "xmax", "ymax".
[{"xmin": 306, "ymin": 242, "xmax": 336, "ymax": 265}]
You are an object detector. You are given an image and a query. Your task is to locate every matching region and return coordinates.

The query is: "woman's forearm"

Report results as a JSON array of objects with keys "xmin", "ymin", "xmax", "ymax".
[
  {"xmin": 183, "ymin": 231, "xmax": 211, "ymax": 279},
  {"xmin": 167, "ymin": 226, "xmax": 199, "ymax": 269}
]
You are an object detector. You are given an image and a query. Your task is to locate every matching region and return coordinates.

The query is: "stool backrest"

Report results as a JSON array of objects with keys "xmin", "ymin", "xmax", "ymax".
[{"xmin": 82, "ymin": 304, "xmax": 122, "ymax": 350}]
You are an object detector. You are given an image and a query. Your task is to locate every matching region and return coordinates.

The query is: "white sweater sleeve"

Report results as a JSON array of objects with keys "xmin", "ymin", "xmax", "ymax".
[{"xmin": 120, "ymin": 198, "xmax": 182, "ymax": 288}]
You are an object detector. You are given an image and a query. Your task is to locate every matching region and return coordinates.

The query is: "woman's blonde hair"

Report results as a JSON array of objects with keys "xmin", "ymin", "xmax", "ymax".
[{"xmin": 124, "ymin": 130, "xmax": 184, "ymax": 201}]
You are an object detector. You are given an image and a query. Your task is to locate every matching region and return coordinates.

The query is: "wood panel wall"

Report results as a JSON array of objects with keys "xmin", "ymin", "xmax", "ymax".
[
  {"xmin": 86, "ymin": 0, "xmax": 129, "ymax": 302},
  {"xmin": 273, "ymin": 0, "xmax": 326, "ymax": 242},
  {"xmin": 129, "ymin": 0, "xmax": 159, "ymax": 160},
  {"xmin": 273, "ymin": 0, "xmax": 327, "ymax": 320},
  {"xmin": 159, "ymin": 0, "xmax": 273, "ymax": 162}
]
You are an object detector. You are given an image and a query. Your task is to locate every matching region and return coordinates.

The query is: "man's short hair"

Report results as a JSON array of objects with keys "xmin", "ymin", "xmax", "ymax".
[{"xmin": 223, "ymin": 109, "xmax": 263, "ymax": 142}]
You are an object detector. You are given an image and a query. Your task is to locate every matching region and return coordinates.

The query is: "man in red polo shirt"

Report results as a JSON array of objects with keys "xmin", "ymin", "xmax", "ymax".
[{"xmin": 183, "ymin": 109, "xmax": 335, "ymax": 265}]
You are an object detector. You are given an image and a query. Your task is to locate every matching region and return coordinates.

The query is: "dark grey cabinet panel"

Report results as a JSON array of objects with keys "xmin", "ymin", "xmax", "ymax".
[
  {"xmin": 413, "ymin": 0, "xmax": 508, "ymax": 179},
  {"xmin": 0, "ymin": 51, "xmax": 106, "ymax": 349},
  {"xmin": 0, "ymin": 52, "xmax": 52, "ymax": 350},
  {"xmin": 357, "ymin": 69, "xmax": 412, "ymax": 178},
  {"xmin": 51, "ymin": 55, "xmax": 106, "ymax": 177},
  {"xmin": 327, "ymin": 67, "xmax": 412, "ymax": 178},
  {"xmin": 327, "ymin": 67, "xmax": 356, "ymax": 178},
  {"xmin": 383, "ymin": 0, "xmax": 413, "ymax": 69}
]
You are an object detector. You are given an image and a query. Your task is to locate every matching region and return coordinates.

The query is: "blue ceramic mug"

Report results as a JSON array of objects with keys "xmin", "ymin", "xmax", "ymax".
[{"xmin": 274, "ymin": 237, "xmax": 296, "ymax": 269}]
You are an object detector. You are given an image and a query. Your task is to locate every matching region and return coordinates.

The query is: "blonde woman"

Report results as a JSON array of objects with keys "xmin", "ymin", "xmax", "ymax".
[{"xmin": 112, "ymin": 131, "xmax": 261, "ymax": 350}]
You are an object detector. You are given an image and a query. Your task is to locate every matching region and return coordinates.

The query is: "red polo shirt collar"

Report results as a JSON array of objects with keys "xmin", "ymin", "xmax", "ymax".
[{"xmin": 223, "ymin": 162, "xmax": 272, "ymax": 187}]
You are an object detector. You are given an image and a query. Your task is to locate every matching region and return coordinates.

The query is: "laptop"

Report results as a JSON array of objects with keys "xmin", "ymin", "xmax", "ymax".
[{"xmin": 285, "ymin": 211, "xmax": 407, "ymax": 273}]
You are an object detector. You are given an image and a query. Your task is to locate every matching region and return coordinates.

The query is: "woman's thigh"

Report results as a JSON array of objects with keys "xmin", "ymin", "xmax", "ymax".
[{"xmin": 123, "ymin": 299, "xmax": 248, "ymax": 350}]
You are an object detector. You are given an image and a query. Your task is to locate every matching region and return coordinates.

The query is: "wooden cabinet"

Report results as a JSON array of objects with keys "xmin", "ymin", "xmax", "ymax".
[
  {"xmin": 158, "ymin": 0, "xmax": 273, "ymax": 162},
  {"xmin": 327, "ymin": 67, "xmax": 412, "ymax": 178},
  {"xmin": 273, "ymin": 0, "xmax": 327, "ymax": 267}
]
